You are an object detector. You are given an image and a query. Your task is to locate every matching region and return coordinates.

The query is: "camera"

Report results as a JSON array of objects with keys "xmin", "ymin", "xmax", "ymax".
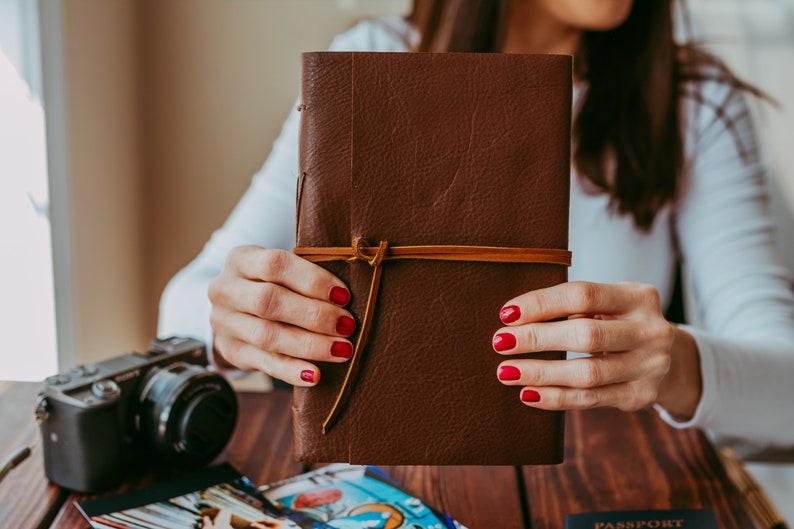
[{"xmin": 37, "ymin": 337, "xmax": 238, "ymax": 493}]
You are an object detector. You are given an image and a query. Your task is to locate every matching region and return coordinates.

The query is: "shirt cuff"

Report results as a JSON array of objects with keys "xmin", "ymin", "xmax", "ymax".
[
  {"xmin": 653, "ymin": 324, "xmax": 794, "ymax": 450},
  {"xmin": 653, "ymin": 324, "xmax": 717, "ymax": 430}
]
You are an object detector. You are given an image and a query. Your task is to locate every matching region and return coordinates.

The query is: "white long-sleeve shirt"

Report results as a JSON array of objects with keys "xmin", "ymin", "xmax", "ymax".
[{"xmin": 159, "ymin": 16, "xmax": 794, "ymax": 451}]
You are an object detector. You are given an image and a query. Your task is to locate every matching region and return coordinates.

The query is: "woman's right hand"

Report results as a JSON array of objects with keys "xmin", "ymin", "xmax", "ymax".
[{"xmin": 208, "ymin": 245, "xmax": 356, "ymax": 386}]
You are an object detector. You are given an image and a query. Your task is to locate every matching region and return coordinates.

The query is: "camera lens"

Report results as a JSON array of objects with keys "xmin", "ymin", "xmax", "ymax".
[{"xmin": 137, "ymin": 362, "xmax": 237, "ymax": 464}]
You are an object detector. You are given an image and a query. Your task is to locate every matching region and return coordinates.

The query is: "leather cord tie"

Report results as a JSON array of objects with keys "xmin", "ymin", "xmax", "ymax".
[{"xmin": 293, "ymin": 237, "xmax": 572, "ymax": 434}]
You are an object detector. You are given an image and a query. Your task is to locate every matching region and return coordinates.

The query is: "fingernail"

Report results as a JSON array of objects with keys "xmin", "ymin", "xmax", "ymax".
[
  {"xmin": 498, "ymin": 365, "xmax": 521, "ymax": 381},
  {"xmin": 493, "ymin": 332, "xmax": 517, "ymax": 352},
  {"xmin": 300, "ymin": 370, "xmax": 315, "ymax": 383},
  {"xmin": 336, "ymin": 315, "xmax": 356, "ymax": 336},
  {"xmin": 330, "ymin": 341, "xmax": 353, "ymax": 359},
  {"xmin": 329, "ymin": 286, "xmax": 350, "ymax": 306},
  {"xmin": 521, "ymin": 389, "xmax": 541, "ymax": 403},
  {"xmin": 500, "ymin": 305, "xmax": 521, "ymax": 324}
]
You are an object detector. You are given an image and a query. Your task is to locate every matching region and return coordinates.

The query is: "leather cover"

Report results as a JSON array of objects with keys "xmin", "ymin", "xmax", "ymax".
[{"xmin": 294, "ymin": 51, "xmax": 572, "ymax": 465}]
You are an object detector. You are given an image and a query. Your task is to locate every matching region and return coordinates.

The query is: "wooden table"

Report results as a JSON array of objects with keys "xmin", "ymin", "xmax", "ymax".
[{"xmin": 0, "ymin": 380, "xmax": 758, "ymax": 529}]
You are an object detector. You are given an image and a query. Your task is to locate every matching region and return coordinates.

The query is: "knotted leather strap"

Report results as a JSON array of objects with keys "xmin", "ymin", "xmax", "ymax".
[{"xmin": 294, "ymin": 237, "xmax": 572, "ymax": 434}]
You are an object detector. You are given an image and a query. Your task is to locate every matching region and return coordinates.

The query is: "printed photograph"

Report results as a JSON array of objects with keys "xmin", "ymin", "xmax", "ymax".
[
  {"xmin": 76, "ymin": 463, "xmax": 465, "ymax": 529},
  {"xmin": 259, "ymin": 465, "xmax": 467, "ymax": 529},
  {"xmin": 75, "ymin": 465, "xmax": 300, "ymax": 529},
  {"xmin": 86, "ymin": 482, "xmax": 298, "ymax": 529}
]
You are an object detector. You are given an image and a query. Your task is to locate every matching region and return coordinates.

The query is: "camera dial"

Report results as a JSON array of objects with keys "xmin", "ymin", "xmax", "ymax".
[
  {"xmin": 137, "ymin": 362, "xmax": 237, "ymax": 464},
  {"xmin": 91, "ymin": 380, "xmax": 121, "ymax": 400}
]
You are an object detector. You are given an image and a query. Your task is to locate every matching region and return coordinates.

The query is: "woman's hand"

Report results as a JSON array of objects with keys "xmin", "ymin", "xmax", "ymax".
[
  {"xmin": 494, "ymin": 281, "xmax": 702, "ymax": 418},
  {"xmin": 208, "ymin": 245, "xmax": 355, "ymax": 386}
]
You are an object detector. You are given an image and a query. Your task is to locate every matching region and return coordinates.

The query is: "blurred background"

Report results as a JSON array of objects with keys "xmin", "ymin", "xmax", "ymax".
[{"xmin": 0, "ymin": 0, "xmax": 792, "ymax": 380}]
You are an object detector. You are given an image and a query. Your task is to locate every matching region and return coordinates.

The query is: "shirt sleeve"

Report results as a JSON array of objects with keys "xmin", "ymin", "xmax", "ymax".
[
  {"xmin": 655, "ymin": 79, "xmax": 794, "ymax": 449},
  {"xmin": 157, "ymin": 17, "xmax": 414, "ymax": 355}
]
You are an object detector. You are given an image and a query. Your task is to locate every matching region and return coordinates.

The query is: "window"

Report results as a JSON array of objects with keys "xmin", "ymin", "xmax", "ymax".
[{"xmin": 0, "ymin": 0, "xmax": 57, "ymax": 380}]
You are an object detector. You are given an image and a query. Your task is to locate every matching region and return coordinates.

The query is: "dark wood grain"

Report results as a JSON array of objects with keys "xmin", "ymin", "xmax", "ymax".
[
  {"xmin": 379, "ymin": 465, "xmax": 526, "ymax": 529},
  {"xmin": 523, "ymin": 408, "xmax": 758, "ymax": 529},
  {"xmin": 216, "ymin": 390, "xmax": 307, "ymax": 484},
  {"xmin": 0, "ymin": 381, "xmax": 68, "ymax": 529},
  {"xmin": 1, "ymin": 382, "xmax": 760, "ymax": 529}
]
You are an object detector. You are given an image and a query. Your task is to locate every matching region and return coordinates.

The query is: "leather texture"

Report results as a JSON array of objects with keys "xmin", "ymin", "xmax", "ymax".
[
  {"xmin": 294, "ymin": 51, "xmax": 572, "ymax": 465},
  {"xmin": 294, "ymin": 240, "xmax": 572, "ymax": 436}
]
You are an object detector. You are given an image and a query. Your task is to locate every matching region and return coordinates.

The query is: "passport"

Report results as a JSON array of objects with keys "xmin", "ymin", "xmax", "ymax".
[{"xmin": 565, "ymin": 509, "xmax": 720, "ymax": 529}]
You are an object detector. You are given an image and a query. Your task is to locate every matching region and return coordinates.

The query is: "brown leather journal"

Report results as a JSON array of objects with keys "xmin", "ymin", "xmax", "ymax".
[{"xmin": 293, "ymin": 51, "xmax": 572, "ymax": 465}]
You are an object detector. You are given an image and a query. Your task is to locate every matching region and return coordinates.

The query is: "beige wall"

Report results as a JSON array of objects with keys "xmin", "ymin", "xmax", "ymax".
[
  {"xmin": 61, "ymin": 0, "xmax": 145, "ymax": 363},
  {"xmin": 58, "ymin": 0, "xmax": 408, "ymax": 364}
]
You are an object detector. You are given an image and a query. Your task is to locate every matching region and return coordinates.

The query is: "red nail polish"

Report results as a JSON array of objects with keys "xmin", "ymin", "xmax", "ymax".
[
  {"xmin": 493, "ymin": 332, "xmax": 517, "ymax": 352},
  {"xmin": 521, "ymin": 389, "xmax": 541, "ymax": 403},
  {"xmin": 330, "ymin": 341, "xmax": 353, "ymax": 359},
  {"xmin": 300, "ymin": 370, "xmax": 315, "ymax": 383},
  {"xmin": 498, "ymin": 365, "xmax": 521, "ymax": 381},
  {"xmin": 329, "ymin": 286, "xmax": 350, "ymax": 306},
  {"xmin": 500, "ymin": 305, "xmax": 521, "ymax": 324},
  {"xmin": 336, "ymin": 315, "xmax": 356, "ymax": 336}
]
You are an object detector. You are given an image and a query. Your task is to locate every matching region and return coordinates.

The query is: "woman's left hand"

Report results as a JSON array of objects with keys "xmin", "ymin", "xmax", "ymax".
[{"xmin": 494, "ymin": 281, "xmax": 698, "ymax": 414}]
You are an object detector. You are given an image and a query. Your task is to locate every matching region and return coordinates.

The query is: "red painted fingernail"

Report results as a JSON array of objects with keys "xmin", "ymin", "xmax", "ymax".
[
  {"xmin": 300, "ymin": 370, "xmax": 315, "ymax": 383},
  {"xmin": 336, "ymin": 315, "xmax": 356, "ymax": 336},
  {"xmin": 498, "ymin": 365, "xmax": 521, "ymax": 381},
  {"xmin": 521, "ymin": 389, "xmax": 541, "ymax": 403},
  {"xmin": 329, "ymin": 286, "xmax": 350, "ymax": 306},
  {"xmin": 493, "ymin": 332, "xmax": 517, "ymax": 352},
  {"xmin": 330, "ymin": 341, "xmax": 353, "ymax": 359},
  {"xmin": 500, "ymin": 305, "xmax": 521, "ymax": 324}
]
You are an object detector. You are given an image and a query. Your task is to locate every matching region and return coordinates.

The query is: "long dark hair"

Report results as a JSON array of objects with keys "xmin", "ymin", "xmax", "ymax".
[{"xmin": 408, "ymin": 0, "xmax": 766, "ymax": 230}]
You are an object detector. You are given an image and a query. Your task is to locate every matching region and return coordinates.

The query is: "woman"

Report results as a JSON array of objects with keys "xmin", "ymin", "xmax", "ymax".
[{"xmin": 159, "ymin": 0, "xmax": 794, "ymax": 451}]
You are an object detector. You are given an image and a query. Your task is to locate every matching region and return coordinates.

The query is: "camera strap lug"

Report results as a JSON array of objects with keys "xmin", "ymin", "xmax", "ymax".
[{"xmin": 35, "ymin": 393, "xmax": 50, "ymax": 425}]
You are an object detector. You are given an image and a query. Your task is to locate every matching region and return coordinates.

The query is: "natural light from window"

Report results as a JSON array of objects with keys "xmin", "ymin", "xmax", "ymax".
[{"xmin": 0, "ymin": 4, "xmax": 57, "ymax": 381}]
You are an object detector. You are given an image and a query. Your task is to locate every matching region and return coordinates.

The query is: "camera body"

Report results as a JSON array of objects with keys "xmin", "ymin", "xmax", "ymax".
[{"xmin": 38, "ymin": 337, "xmax": 238, "ymax": 493}]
